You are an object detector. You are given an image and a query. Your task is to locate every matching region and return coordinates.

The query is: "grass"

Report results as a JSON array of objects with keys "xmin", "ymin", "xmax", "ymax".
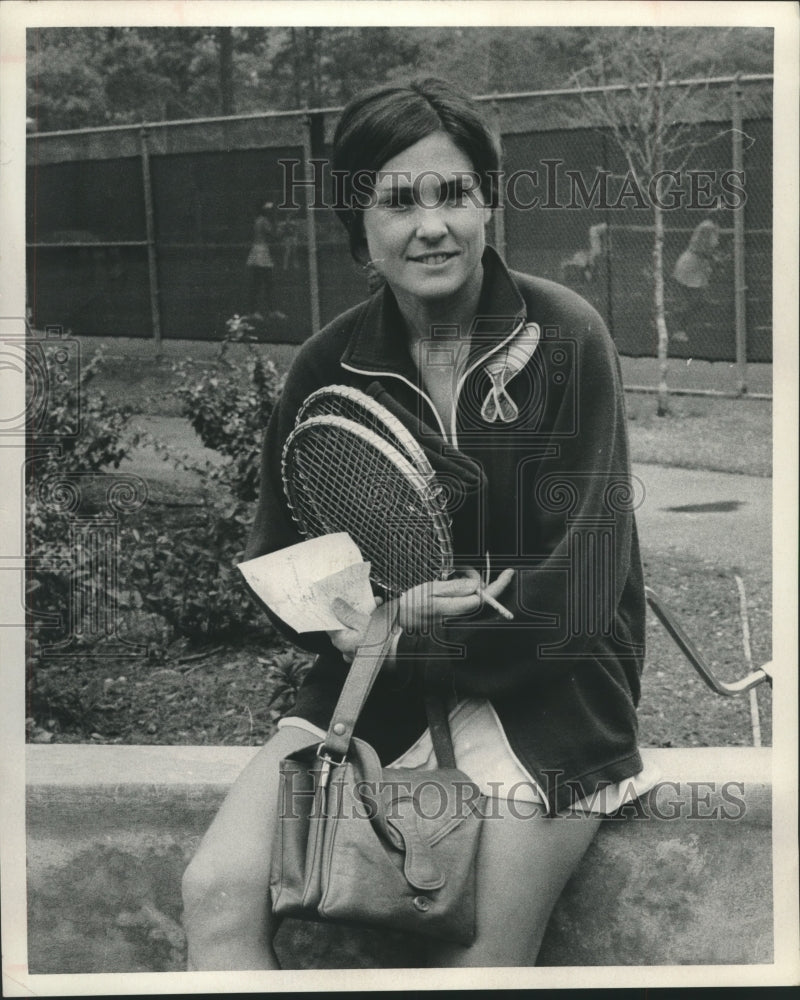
[
  {"xmin": 625, "ymin": 393, "xmax": 772, "ymax": 478},
  {"xmin": 637, "ymin": 550, "xmax": 771, "ymax": 749}
]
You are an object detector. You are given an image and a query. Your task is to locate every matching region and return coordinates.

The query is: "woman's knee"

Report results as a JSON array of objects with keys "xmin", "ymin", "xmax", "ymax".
[
  {"xmin": 181, "ymin": 729, "xmax": 313, "ymax": 931},
  {"xmin": 181, "ymin": 850, "xmax": 218, "ymax": 921},
  {"xmin": 181, "ymin": 847, "xmax": 271, "ymax": 951}
]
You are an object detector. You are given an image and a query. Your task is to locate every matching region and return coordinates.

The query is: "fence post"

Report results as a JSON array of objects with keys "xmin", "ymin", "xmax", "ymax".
[
  {"xmin": 139, "ymin": 127, "xmax": 162, "ymax": 357},
  {"xmin": 602, "ymin": 130, "xmax": 615, "ymax": 344},
  {"xmin": 301, "ymin": 114, "xmax": 322, "ymax": 333},
  {"xmin": 731, "ymin": 79, "xmax": 747, "ymax": 395},
  {"xmin": 491, "ymin": 101, "xmax": 507, "ymax": 259}
]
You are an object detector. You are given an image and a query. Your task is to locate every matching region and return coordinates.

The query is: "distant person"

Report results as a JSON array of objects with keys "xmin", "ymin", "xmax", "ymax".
[
  {"xmin": 277, "ymin": 210, "xmax": 301, "ymax": 271},
  {"xmin": 560, "ymin": 222, "xmax": 608, "ymax": 284},
  {"xmin": 246, "ymin": 201, "xmax": 275, "ymax": 317},
  {"xmin": 671, "ymin": 218, "xmax": 721, "ymax": 343}
]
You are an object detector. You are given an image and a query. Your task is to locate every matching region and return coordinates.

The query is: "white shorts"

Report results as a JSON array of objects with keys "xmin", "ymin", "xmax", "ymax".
[{"xmin": 279, "ymin": 697, "xmax": 660, "ymax": 815}]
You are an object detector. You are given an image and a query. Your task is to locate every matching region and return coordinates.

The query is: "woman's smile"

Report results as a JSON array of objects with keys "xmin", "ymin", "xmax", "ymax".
[
  {"xmin": 362, "ymin": 131, "xmax": 491, "ymax": 310},
  {"xmin": 408, "ymin": 250, "xmax": 461, "ymax": 266}
]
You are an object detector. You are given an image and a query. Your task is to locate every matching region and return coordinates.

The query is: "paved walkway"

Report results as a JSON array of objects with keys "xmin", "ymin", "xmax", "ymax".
[
  {"xmin": 122, "ymin": 417, "xmax": 772, "ymax": 576},
  {"xmin": 633, "ymin": 463, "xmax": 771, "ymax": 572}
]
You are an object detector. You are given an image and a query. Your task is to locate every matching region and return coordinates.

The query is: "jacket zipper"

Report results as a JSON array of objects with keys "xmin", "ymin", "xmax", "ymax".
[
  {"xmin": 339, "ymin": 362, "xmax": 450, "ymax": 442},
  {"xmin": 449, "ymin": 318, "xmax": 525, "ymax": 447},
  {"xmin": 341, "ymin": 317, "xmax": 525, "ymax": 449}
]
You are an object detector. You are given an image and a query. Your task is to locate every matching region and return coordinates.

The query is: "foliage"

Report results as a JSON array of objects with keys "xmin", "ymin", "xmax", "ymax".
[
  {"xmin": 26, "ymin": 347, "xmax": 138, "ymax": 640},
  {"xmin": 121, "ymin": 319, "xmax": 285, "ymax": 643},
  {"xmin": 27, "ymin": 661, "xmax": 107, "ymax": 737},
  {"xmin": 27, "ymin": 26, "xmax": 271, "ymax": 130},
  {"xmin": 122, "ymin": 507, "xmax": 263, "ymax": 644},
  {"xmin": 269, "ymin": 27, "xmax": 422, "ymax": 106},
  {"xmin": 27, "ymin": 25, "xmax": 773, "ymax": 132},
  {"xmin": 30, "ymin": 347, "xmax": 135, "ymax": 474},
  {"xmin": 174, "ymin": 315, "xmax": 285, "ymax": 502},
  {"xmin": 262, "ymin": 649, "xmax": 312, "ymax": 721},
  {"xmin": 26, "ymin": 347, "xmax": 141, "ymax": 732}
]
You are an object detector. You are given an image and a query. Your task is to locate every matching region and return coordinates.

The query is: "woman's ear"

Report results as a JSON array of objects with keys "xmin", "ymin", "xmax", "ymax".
[
  {"xmin": 483, "ymin": 205, "xmax": 493, "ymax": 228},
  {"xmin": 352, "ymin": 237, "xmax": 372, "ymax": 268}
]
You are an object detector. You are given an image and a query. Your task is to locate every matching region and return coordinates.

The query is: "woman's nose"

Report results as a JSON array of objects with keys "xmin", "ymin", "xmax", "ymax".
[{"xmin": 414, "ymin": 209, "xmax": 449, "ymax": 240}]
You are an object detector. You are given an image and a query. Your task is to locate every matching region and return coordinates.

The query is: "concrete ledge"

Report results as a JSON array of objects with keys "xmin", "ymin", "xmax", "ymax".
[{"xmin": 26, "ymin": 746, "xmax": 773, "ymax": 972}]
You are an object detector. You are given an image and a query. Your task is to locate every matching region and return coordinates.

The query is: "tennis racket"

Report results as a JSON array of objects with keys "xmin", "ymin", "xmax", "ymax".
[
  {"xmin": 282, "ymin": 413, "xmax": 453, "ymax": 598},
  {"xmin": 282, "ymin": 393, "xmax": 513, "ymax": 618}
]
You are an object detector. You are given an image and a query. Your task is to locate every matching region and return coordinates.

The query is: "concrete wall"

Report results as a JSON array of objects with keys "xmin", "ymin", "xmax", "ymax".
[{"xmin": 25, "ymin": 745, "xmax": 772, "ymax": 973}]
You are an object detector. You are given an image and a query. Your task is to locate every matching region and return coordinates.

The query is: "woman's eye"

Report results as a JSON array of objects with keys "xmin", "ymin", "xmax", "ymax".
[
  {"xmin": 377, "ymin": 195, "xmax": 410, "ymax": 211},
  {"xmin": 446, "ymin": 184, "xmax": 472, "ymax": 207}
]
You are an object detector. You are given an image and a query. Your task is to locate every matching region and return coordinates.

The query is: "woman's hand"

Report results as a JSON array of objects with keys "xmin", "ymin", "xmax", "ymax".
[
  {"xmin": 397, "ymin": 567, "xmax": 515, "ymax": 633},
  {"xmin": 326, "ymin": 568, "xmax": 514, "ymax": 663},
  {"xmin": 326, "ymin": 596, "xmax": 385, "ymax": 664}
]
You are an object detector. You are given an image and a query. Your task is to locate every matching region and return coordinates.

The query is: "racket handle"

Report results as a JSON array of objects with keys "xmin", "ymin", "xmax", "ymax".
[{"xmin": 480, "ymin": 588, "xmax": 514, "ymax": 620}]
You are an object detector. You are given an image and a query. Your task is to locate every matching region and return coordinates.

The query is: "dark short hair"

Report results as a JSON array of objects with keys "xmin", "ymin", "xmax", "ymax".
[{"xmin": 331, "ymin": 77, "xmax": 502, "ymax": 261}]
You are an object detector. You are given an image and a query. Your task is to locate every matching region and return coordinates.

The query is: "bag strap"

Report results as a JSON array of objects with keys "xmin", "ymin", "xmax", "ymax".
[
  {"xmin": 320, "ymin": 600, "xmax": 456, "ymax": 769},
  {"xmin": 423, "ymin": 688, "xmax": 457, "ymax": 770},
  {"xmin": 320, "ymin": 600, "xmax": 400, "ymax": 761}
]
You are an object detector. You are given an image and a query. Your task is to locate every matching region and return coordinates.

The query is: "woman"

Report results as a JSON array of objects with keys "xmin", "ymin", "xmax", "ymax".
[
  {"xmin": 671, "ymin": 217, "xmax": 722, "ymax": 343},
  {"xmin": 246, "ymin": 201, "xmax": 275, "ymax": 316},
  {"xmin": 182, "ymin": 78, "xmax": 652, "ymax": 969}
]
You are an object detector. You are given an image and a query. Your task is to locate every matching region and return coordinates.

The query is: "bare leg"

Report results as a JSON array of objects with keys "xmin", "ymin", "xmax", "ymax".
[
  {"xmin": 428, "ymin": 798, "xmax": 601, "ymax": 968},
  {"xmin": 181, "ymin": 726, "xmax": 315, "ymax": 970}
]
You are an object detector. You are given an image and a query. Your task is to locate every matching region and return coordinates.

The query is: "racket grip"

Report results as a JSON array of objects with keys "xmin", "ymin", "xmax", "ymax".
[{"xmin": 480, "ymin": 588, "xmax": 514, "ymax": 620}]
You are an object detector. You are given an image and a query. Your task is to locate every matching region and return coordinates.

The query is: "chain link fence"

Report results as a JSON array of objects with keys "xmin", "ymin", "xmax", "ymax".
[{"xmin": 26, "ymin": 76, "xmax": 772, "ymax": 394}]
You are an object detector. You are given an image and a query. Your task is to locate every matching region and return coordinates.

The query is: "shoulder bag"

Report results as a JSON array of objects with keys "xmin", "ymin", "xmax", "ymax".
[{"xmin": 269, "ymin": 600, "xmax": 486, "ymax": 945}]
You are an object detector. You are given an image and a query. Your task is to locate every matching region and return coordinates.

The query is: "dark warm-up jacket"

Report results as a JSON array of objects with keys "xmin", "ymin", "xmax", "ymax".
[{"xmin": 245, "ymin": 246, "xmax": 646, "ymax": 812}]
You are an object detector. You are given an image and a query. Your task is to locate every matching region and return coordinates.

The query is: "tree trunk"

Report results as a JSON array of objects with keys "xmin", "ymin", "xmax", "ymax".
[
  {"xmin": 653, "ymin": 202, "xmax": 670, "ymax": 416},
  {"xmin": 218, "ymin": 27, "xmax": 234, "ymax": 116},
  {"xmin": 652, "ymin": 44, "xmax": 670, "ymax": 417},
  {"xmin": 290, "ymin": 28, "xmax": 303, "ymax": 107},
  {"xmin": 307, "ymin": 27, "xmax": 322, "ymax": 107}
]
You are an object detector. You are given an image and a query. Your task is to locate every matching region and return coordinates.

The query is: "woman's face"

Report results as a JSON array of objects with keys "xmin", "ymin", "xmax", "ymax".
[{"xmin": 361, "ymin": 131, "xmax": 491, "ymax": 307}]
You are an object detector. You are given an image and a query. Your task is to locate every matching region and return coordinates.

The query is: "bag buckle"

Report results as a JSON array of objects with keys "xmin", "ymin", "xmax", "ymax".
[
  {"xmin": 316, "ymin": 743, "xmax": 347, "ymax": 766},
  {"xmin": 315, "ymin": 743, "xmax": 346, "ymax": 790}
]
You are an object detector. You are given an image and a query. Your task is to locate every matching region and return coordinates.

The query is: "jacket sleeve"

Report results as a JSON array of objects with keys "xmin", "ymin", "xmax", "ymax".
[
  {"xmin": 395, "ymin": 315, "xmax": 642, "ymax": 696},
  {"xmin": 243, "ymin": 349, "xmax": 337, "ymax": 656}
]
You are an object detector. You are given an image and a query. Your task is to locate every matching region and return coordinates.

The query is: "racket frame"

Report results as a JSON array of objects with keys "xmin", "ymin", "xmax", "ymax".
[
  {"xmin": 295, "ymin": 385, "xmax": 435, "ymax": 477},
  {"xmin": 282, "ymin": 413, "xmax": 454, "ymax": 596}
]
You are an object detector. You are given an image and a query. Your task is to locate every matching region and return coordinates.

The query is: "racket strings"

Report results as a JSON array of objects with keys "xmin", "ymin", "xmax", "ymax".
[{"xmin": 283, "ymin": 417, "xmax": 453, "ymax": 597}]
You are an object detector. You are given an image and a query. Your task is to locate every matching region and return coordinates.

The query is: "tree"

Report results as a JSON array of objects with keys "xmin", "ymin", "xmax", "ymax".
[
  {"xmin": 27, "ymin": 26, "xmax": 772, "ymax": 132},
  {"xmin": 572, "ymin": 27, "xmax": 740, "ymax": 415},
  {"xmin": 268, "ymin": 27, "xmax": 421, "ymax": 108},
  {"xmin": 218, "ymin": 27, "xmax": 234, "ymax": 115},
  {"xmin": 27, "ymin": 26, "xmax": 272, "ymax": 129},
  {"xmin": 26, "ymin": 29, "xmax": 109, "ymax": 131}
]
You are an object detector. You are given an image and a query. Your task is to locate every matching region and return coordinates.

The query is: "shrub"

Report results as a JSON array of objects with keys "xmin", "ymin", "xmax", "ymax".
[
  {"xmin": 174, "ymin": 316, "xmax": 285, "ymax": 502},
  {"xmin": 26, "ymin": 347, "xmax": 139, "ymax": 643},
  {"xmin": 26, "ymin": 347, "xmax": 140, "ymax": 730},
  {"xmin": 122, "ymin": 318, "xmax": 285, "ymax": 643}
]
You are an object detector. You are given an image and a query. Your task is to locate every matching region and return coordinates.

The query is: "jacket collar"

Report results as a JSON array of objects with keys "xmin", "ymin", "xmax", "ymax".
[{"xmin": 339, "ymin": 245, "xmax": 527, "ymax": 379}]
